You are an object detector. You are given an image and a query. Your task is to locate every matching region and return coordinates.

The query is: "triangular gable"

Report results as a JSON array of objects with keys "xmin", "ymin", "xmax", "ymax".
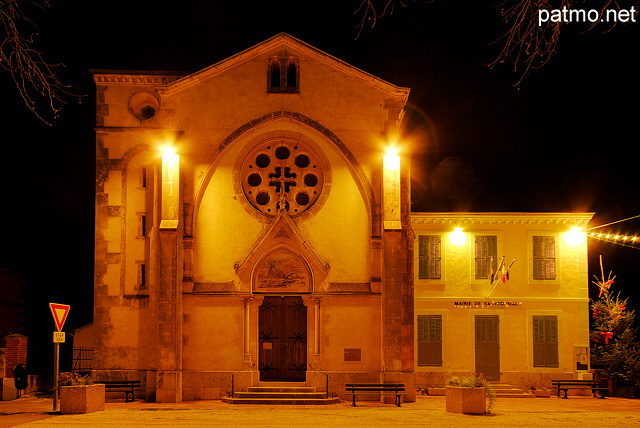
[
  {"xmin": 235, "ymin": 211, "xmax": 329, "ymax": 292},
  {"xmin": 161, "ymin": 33, "xmax": 410, "ymax": 100}
]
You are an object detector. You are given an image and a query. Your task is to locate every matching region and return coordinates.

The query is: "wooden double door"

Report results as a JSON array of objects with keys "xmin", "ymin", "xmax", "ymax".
[
  {"xmin": 475, "ymin": 315, "xmax": 500, "ymax": 381},
  {"xmin": 258, "ymin": 296, "xmax": 307, "ymax": 381}
]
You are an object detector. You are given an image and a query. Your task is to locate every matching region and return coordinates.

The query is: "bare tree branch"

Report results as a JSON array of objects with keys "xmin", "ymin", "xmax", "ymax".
[
  {"xmin": 355, "ymin": 0, "xmax": 638, "ymax": 85},
  {"xmin": 487, "ymin": 0, "xmax": 566, "ymax": 85},
  {"xmin": 487, "ymin": 0, "xmax": 629, "ymax": 85},
  {"xmin": 0, "ymin": 0, "xmax": 78, "ymax": 125},
  {"xmin": 355, "ymin": 0, "xmax": 415, "ymax": 38}
]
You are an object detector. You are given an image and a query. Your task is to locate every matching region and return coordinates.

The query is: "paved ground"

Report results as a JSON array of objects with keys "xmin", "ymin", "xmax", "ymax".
[{"xmin": 1, "ymin": 394, "xmax": 639, "ymax": 427}]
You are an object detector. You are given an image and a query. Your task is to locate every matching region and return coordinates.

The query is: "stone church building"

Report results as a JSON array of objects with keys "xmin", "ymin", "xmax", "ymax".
[{"xmin": 88, "ymin": 34, "xmax": 593, "ymax": 402}]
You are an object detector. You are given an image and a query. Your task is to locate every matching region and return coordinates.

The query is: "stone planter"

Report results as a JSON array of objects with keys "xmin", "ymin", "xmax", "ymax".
[
  {"xmin": 533, "ymin": 390, "xmax": 551, "ymax": 398},
  {"xmin": 445, "ymin": 386, "xmax": 486, "ymax": 414},
  {"xmin": 427, "ymin": 387, "xmax": 446, "ymax": 396},
  {"xmin": 60, "ymin": 384, "xmax": 105, "ymax": 414}
]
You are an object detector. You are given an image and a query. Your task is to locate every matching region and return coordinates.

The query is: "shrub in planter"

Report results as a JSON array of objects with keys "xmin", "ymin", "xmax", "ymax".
[
  {"xmin": 445, "ymin": 374, "xmax": 495, "ymax": 414},
  {"xmin": 529, "ymin": 386, "xmax": 551, "ymax": 397},
  {"xmin": 59, "ymin": 372, "xmax": 105, "ymax": 414}
]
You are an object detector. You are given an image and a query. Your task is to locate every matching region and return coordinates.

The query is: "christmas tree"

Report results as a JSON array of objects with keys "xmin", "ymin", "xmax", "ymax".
[{"xmin": 590, "ymin": 257, "xmax": 640, "ymax": 392}]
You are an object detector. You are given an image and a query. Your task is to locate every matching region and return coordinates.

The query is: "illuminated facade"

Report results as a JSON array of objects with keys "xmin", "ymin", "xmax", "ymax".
[
  {"xmin": 412, "ymin": 213, "xmax": 592, "ymax": 389},
  {"xmin": 89, "ymin": 34, "xmax": 592, "ymax": 402}
]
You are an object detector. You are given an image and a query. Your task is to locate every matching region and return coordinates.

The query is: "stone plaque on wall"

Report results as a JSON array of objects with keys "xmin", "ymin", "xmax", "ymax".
[{"xmin": 344, "ymin": 348, "xmax": 362, "ymax": 362}]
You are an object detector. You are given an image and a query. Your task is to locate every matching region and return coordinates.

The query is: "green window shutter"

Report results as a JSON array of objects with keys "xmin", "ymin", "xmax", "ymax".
[
  {"xmin": 417, "ymin": 315, "xmax": 443, "ymax": 366},
  {"xmin": 475, "ymin": 236, "xmax": 497, "ymax": 279},
  {"xmin": 533, "ymin": 236, "xmax": 556, "ymax": 280},
  {"xmin": 533, "ymin": 316, "xmax": 559, "ymax": 367},
  {"xmin": 418, "ymin": 235, "xmax": 441, "ymax": 279}
]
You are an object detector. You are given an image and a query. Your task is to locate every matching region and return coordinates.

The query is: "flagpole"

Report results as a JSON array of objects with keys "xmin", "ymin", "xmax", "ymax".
[
  {"xmin": 485, "ymin": 257, "xmax": 516, "ymax": 298},
  {"xmin": 486, "ymin": 256, "xmax": 505, "ymax": 297}
]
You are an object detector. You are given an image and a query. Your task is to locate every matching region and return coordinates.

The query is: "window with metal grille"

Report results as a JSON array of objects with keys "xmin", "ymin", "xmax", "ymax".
[
  {"xmin": 418, "ymin": 315, "xmax": 442, "ymax": 366},
  {"xmin": 418, "ymin": 235, "xmax": 441, "ymax": 279},
  {"xmin": 475, "ymin": 235, "xmax": 497, "ymax": 279},
  {"xmin": 533, "ymin": 316, "xmax": 559, "ymax": 367},
  {"xmin": 533, "ymin": 236, "xmax": 556, "ymax": 280}
]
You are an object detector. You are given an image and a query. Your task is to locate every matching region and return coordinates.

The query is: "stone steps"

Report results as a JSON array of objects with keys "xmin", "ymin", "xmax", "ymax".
[
  {"xmin": 247, "ymin": 386, "xmax": 316, "ymax": 393},
  {"xmin": 223, "ymin": 397, "xmax": 341, "ymax": 405},
  {"xmin": 490, "ymin": 383, "xmax": 535, "ymax": 398},
  {"xmin": 235, "ymin": 392, "xmax": 328, "ymax": 399},
  {"xmin": 223, "ymin": 383, "xmax": 340, "ymax": 405}
]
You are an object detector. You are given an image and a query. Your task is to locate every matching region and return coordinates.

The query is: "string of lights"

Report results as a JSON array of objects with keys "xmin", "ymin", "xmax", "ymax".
[
  {"xmin": 587, "ymin": 232, "xmax": 640, "ymax": 249},
  {"xmin": 587, "ymin": 215, "xmax": 640, "ymax": 249}
]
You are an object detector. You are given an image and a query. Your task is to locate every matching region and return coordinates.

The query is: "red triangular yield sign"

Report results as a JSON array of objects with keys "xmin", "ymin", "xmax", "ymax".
[{"xmin": 49, "ymin": 303, "xmax": 70, "ymax": 332}]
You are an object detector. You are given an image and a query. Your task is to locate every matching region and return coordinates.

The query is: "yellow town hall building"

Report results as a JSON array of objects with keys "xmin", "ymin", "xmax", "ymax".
[{"xmin": 86, "ymin": 34, "xmax": 593, "ymax": 402}]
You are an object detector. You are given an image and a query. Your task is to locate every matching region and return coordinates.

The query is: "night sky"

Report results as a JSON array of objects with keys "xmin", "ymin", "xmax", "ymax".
[{"xmin": 1, "ymin": 0, "xmax": 639, "ymax": 343}]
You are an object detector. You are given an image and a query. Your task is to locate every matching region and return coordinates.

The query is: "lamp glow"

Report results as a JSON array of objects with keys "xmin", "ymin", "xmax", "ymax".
[
  {"xmin": 383, "ymin": 147, "xmax": 400, "ymax": 171},
  {"xmin": 564, "ymin": 227, "xmax": 585, "ymax": 247},
  {"xmin": 449, "ymin": 227, "xmax": 467, "ymax": 247},
  {"xmin": 382, "ymin": 146, "xmax": 401, "ymax": 229},
  {"xmin": 160, "ymin": 146, "xmax": 180, "ymax": 229},
  {"xmin": 162, "ymin": 146, "xmax": 179, "ymax": 166}
]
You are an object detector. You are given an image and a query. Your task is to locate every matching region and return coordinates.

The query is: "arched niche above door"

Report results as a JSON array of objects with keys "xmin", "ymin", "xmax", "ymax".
[
  {"xmin": 253, "ymin": 247, "xmax": 311, "ymax": 293},
  {"xmin": 234, "ymin": 212, "xmax": 330, "ymax": 293}
]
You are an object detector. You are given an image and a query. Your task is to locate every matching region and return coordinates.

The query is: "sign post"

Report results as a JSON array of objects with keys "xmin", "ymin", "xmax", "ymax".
[{"xmin": 49, "ymin": 303, "xmax": 70, "ymax": 412}]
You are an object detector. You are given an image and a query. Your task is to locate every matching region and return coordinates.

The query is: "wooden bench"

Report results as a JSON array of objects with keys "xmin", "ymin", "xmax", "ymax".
[
  {"xmin": 100, "ymin": 380, "xmax": 141, "ymax": 402},
  {"xmin": 551, "ymin": 379, "xmax": 607, "ymax": 399},
  {"xmin": 345, "ymin": 383, "xmax": 406, "ymax": 407}
]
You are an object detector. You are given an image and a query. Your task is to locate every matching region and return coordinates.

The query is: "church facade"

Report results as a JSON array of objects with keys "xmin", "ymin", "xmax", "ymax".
[{"xmin": 90, "ymin": 34, "xmax": 592, "ymax": 402}]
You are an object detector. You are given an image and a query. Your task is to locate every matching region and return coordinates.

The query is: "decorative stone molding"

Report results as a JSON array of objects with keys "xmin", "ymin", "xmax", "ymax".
[
  {"xmin": 158, "ymin": 33, "xmax": 409, "ymax": 99},
  {"xmin": 235, "ymin": 212, "xmax": 330, "ymax": 293},
  {"xmin": 92, "ymin": 72, "xmax": 185, "ymax": 86},
  {"xmin": 412, "ymin": 213, "xmax": 593, "ymax": 227},
  {"xmin": 275, "ymin": 227, "xmax": 290, "ymax": 239}
]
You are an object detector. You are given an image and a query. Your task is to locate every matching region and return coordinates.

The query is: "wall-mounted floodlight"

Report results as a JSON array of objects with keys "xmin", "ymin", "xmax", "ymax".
[
  {"xmin": 449, "ymin": 227, "xmax": 467, "ymax": 247},
  {"xmin": 160, "ymin": 146, "xmax": 180, "ymax": 229},
  {"xmin": 383, "ymin": 146, "xmax": 401, "ymax": 230},
  {"xmin": 564, "ymin": 227, "xmax": 585, "ymax": 247}
]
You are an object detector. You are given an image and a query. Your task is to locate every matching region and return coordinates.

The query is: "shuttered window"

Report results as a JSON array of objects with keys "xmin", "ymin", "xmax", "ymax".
[
  {"xmin": 418, "ymin": 235, "xmax": 441, "ymax": 279},
  {"xmin": 533, "ymin": 316, "xmax": 559, "ymax": 367},
  {"xmin": 475, "ymin": 235, "xmax": 497, "ymax": 279},
  {"xmin": 533, "ymin": 236, "xmax": 556, "ymax": 280},
  {"xmin": 418, "ymin": 315, "xmax": 442, "ymax": 366}
]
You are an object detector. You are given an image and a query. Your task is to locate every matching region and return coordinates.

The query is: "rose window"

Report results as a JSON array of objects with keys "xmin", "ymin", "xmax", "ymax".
[{"xmin": 241, "ymin": 139, "xmax": 325, "ymax": 217}]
